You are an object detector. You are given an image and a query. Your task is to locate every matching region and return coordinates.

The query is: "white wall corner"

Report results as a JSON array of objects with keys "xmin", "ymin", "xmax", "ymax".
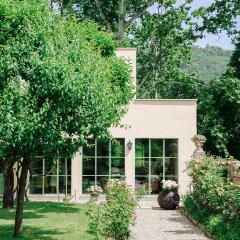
[{"xmin": 116, "ymin": 48, "xmax": 137, "ymax": 96}]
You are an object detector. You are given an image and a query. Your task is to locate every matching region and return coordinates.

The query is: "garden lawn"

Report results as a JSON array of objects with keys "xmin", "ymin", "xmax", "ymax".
[{"xmin": 0, "ymin": 201, "xmax": 90, "ymax": 240}]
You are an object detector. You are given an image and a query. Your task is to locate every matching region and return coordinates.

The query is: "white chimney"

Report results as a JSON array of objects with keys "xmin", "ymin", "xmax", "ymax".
[{"xmin": 116, "ymin": 48, "xmax": 137, "ymax": 93}]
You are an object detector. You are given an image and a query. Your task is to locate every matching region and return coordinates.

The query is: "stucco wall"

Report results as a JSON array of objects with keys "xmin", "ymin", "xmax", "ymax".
[
  {"xmin": 71, "ymin": 49, "xmax": 197, "ymax": 199},
  {"xmin": 110, "ymin": 99, "xmax": 197, "ymax": 196},
  {"xmin": 27, "ymin": 48, "xmax": 197, "ymax": 200}
]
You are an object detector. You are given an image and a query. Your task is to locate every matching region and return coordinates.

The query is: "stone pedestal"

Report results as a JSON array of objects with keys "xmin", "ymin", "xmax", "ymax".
[{"xmin": 191, "ymin": 135, "xmax": 206, "ymax": 160}]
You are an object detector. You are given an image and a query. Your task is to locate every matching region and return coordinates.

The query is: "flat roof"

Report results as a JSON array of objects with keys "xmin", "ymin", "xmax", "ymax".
[
  {"xmin": 133, "ymin": 99, "xmax": 197, "ymax": 105},
  {"xmin": 116, "ymin": 48, "xmax": 137, "ymax": 51}
]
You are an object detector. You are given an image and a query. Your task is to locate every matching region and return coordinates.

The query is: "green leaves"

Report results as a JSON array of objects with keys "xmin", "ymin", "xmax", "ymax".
[
  {"xmin": 186, "ymin": 156, "xmax": 240, "ymax": 222},
  {"xmin": 0, "ymin": 0, "xmax": 133, "ymax": 162},
  {"xmin": 198, "ymin": 75, "xmax": 240, "ymax": 158},
  {"xmin": 130, "ymin": 0, "xmax": 199, "ymax": 99},
  {"xmin": 193, "ymin": 0, "xmax": 240, "ymax": 37},
  {"xmin": 87, "ymin": 179, "xmax": 140, "ymax": 240}
]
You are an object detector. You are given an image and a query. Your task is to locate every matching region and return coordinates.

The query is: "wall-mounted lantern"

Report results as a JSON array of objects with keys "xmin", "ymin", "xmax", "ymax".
[{"xmin": 127, "ymin": 140, "xmax": 133, "ymax": 150}]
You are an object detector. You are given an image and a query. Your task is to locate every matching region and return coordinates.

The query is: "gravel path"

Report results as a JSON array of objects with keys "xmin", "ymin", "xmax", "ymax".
[{"xmin": 132, "ymin": 201, "xmax": 209, "ymax": 240}]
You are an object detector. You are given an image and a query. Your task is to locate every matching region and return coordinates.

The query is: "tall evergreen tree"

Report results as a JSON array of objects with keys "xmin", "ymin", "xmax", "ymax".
[{"xmin": 198, "ymin": 38, "xmax": 240, "ymax": 159}]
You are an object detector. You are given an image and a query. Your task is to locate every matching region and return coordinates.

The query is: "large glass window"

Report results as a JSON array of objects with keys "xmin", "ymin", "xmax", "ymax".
[
  {"xmin": 135, "ymin": 139, "xmax": 178, "ymax": 194},
  {"xmin": 30, "ymin": 157, "xmax": 71, "ymax": 195},
  {"xmin": 82, "ymin": 138, "xmax": 125, "ymax": 193}
]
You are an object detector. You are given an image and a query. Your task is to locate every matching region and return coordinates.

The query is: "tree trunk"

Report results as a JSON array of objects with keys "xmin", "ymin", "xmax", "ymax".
[
  {"xmin": 14, "ymin": 159, "xmax": 29, "ymax": 238},
  {"xmin": 3, "ymin": 164, "xmax": 14, "ymax": 209},
  {"xmin": 116, "ymin": 0, "xmax": 126, "ymax": 41}
]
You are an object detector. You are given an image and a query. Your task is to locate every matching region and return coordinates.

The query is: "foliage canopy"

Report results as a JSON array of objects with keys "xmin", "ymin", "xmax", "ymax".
[
  {"xmin": 0, "ymin": 0, "xmax": 133, "ymax": 161},
  {"xmin": 130, "ymin": 0, "xmax": 199, "ymax": 99},
  {"xmin": 52, "ymin": 0, "xmax": 157, "ymax": 40},
  {"xmin": 0, "ymin": 0, "xmax": 133, "ymax": 236},
  {"xmin": 198, "ymin": 74, "xmax": 240, "ymax": 159}
]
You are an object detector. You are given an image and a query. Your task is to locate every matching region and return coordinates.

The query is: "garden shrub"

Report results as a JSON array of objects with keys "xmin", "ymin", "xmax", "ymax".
[
  {"xmin": 184, "ymin": 156, "xmax": 240, "ymax": 240},
  {"xmin": 86, "ymin": 179, "xmax": 144, "ymax": 240},
  {"xmin": 187, "ymin": 156, "xmax": 240, "ymax": 219},
  {"xmin": 183, "ymin": 194, "xmax": 240, "ymax": 240}
]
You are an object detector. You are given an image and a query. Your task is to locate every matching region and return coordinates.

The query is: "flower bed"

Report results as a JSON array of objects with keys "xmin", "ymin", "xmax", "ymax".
[{"xmin": 183, "ymin": 156, "xmax": 240, "ymax": 240}]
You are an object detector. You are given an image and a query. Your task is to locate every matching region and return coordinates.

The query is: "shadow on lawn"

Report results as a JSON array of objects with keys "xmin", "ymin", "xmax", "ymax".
[
  {"xmin": 0, "ymin": 201, "xmax": 81, "ymax": 220},
  {"xmin": 0, "ymin": 210, "xmax": 42, "ymax": 220},
  {"xmin": 0, "ymin": 224, "xmax": 66, "ymax": 240},
  {"xmin": 0, "ymin": 201, "xmax": 84, "ymax": 239},
  {"xmin": 25, "ymin": 201, "xmax": 82, "ymax": 214}
]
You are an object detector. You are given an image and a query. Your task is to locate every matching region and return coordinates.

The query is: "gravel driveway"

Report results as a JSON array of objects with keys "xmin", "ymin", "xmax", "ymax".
[{"xmin": 132, "ymin": 201, "xmax": 210, "ymax": 240}]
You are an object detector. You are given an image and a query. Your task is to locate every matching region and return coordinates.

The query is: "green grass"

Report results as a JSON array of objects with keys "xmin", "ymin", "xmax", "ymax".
[{"xmin": 0, "ymin": 201, "xmax": 91, "ymax": 240}]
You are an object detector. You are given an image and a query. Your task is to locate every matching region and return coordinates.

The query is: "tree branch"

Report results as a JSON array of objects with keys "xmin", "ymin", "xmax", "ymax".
[
  {"xmin": 95, "ymin": 0, "xmax": 112, "ymax": 31},
  {"xmin": 125, "ymin": 0, "xmax": 156, "ymax": 29}
]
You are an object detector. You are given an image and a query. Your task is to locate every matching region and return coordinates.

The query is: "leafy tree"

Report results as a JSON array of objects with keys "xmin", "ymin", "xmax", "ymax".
[
  {"xmin": 198, "ymin": 72, "xmax": 240, "ymax": 159},
  {"xmin": 197, "ymin": 39, "xmax": 240, "ymax": 159},
  {"xmin": 52, "ymin": 0, "xmax": 157, "ymax": 40},
  {"xmin": 194, "ymin": 0, "xmax": 240, "ymax": 36},
  {"xmin": 130, "ymin": 0, "xmax": 199, "ymax": 98},
  {"xmin": 0, "ymin": 0, "xmax": 133, "ymax": 237},
  {"xmin": 229, "ymin": 37, "xmax": 240, "ymax": 79},
  {"xmin": 191, "ymin": 1, "xmax": 240, "ymax": 158},
  {"xmin": 53, "ymin": 0, "xmax": 202, "ymax": 99}
]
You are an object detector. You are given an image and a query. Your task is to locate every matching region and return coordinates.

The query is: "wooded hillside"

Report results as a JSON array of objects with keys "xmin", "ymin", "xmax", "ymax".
[{"xmin": 184, "ymin": 45, "xmax": 232, "ymax": 83}]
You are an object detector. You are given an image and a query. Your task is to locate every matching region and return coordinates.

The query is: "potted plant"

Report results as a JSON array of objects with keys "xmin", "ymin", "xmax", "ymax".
[
  {"xmin": 157, "ymin": 180, "xmax": 180, "ymax": 210},
  {"xmin": 88, "ymin": 185, "xmax": 103, "ymax": 201}
]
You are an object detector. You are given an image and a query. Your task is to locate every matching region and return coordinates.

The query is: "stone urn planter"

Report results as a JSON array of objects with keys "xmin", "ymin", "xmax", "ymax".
[
  {"xmin": 191, "ymin": 134, "xmax": 206, "ymax": 160},
  {"xmin": 158, "ymin": 190, "xmax": 180, "ymax": 210},
  {"xmin": 157, "ymin": 180, "xmax": 179, "ymax": 210},
  {"xmin": 88, "ymin": 186, "xmax": 103, "ymax": 201}
]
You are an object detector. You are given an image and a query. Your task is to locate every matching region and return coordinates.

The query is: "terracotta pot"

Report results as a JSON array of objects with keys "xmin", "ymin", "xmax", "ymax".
[{"xmin": 157, "ymin": 190, "xmax": 180, "ymax": 210}]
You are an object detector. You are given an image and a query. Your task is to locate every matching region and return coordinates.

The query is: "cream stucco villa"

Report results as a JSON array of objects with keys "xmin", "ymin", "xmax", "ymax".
[{"xmin": 0, "ymin": 48, "xmax": 197, "ymax": 201}]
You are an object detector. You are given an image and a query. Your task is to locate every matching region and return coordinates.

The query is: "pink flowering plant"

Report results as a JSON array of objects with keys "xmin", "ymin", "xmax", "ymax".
[
  {"xmin": 185, "ymin": 156, "xmax": 240, "ymax": 219},
  {"xmin": 86, "ymin": 179, "xmax": 145, "ymax": 240}
]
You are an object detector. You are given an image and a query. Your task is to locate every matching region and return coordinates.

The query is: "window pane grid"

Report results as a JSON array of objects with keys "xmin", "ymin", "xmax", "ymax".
[
  {"xmin": 135, "ymin": 138, "xmax": 178, "ymax": 194},
  {"xmin": 82, "ymin": 138, "xmax": 125, "ymax": 193},
  {"xmin": 30, "ymin": 158, "xmax": 71, "ymax": 195}
]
